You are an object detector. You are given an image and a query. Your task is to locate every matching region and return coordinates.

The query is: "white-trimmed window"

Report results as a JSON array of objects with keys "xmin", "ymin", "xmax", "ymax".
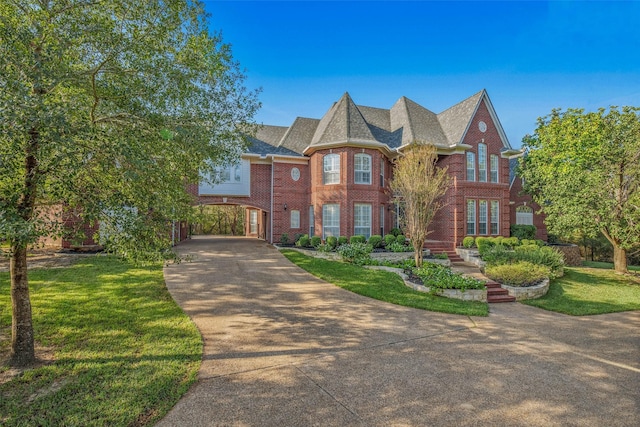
[
  {"xmin": 516, "ymin": 205, "xmax": 534, "ymax": 225},
  {"xmin": 290, "ymin": 210, "xmax": 300, "ymax": 229},
  {"xmin": 309, "ymin": 206, "xmax": 315, "ymax": 236},
  {"xmin": 466, "ymin": 152, "xmax": 476, "ymax": 181},
  {"xmin": 490, "ymin": 201, "xmax": 499, "ymax": 235},
  {"xmin": 354, "ymin": 204, "xmax": 371, "ymax": 239},
  {"xmin": 478, "ymin": 144, "xmax": 487, "ymax": 182},
  {"xmin": 490, "ymin": 154, "xmax": 499, "ymax": 183},
  {"xmin": 479, "ymin": 200, "xmax": 488, "ymax": 234},
  {"xmin": 379, "ymin": 205, "xmax": 385, "ymax": 236},
  {"xmin": 323, "ymin": 154, "xmax": 340, "ymax": 184},
  {"xmin": 354, "ymin": 153, "xmax": 371, "ymax": 184},
  {"xmin": 322, "ymin": 204, "xmax": 340, "ymax": 238},
  {"xmin": 466, "ymin": 200, "xmax": 476, "ymax": 235},
  {"xmin": 379, "ymin": 158, "xmax": 385, "ymax": 187}
]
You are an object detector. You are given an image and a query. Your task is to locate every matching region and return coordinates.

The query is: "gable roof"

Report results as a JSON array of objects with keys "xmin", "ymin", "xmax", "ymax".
[{"xmin": 248, "ymin": 89, "xmax": 509, "ymax": 157}]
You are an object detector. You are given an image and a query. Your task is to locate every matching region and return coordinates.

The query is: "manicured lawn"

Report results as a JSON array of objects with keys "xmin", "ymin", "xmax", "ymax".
[
  {"xmin": 0, "ymin": 256, "xmax": 202, "ymax": 426},
  {"xmin": 582, "ymin": 260, "xmax": 640, "ymax": 271},
  {"xmin": 523, "ymin": 266, "xmax": 640, "ymax": 315},
  {"xmin": 281, "ymin": 249, "xmax": 488, "ymax": 317}
]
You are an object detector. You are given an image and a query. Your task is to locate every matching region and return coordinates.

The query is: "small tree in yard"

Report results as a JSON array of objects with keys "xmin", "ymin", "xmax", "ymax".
[
  {"xmin": 520, "ymin": 107, "xmax": 640, "ymax": 273},
  {"xmin": 390, "ymin": 144, "xmax": 451, "ymax": 267},
  {"xmin": 0, "ymin": 1, "xmax": 259, "ymax": 366}
]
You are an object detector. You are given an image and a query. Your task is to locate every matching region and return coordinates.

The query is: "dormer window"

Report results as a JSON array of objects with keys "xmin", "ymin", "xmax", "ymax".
[
  {"xmin": 323, "ymin": 154, "xmax": 340, "ymax": 184},
  {"xmin": 354, "ymin": 153, "xmax": 371, "ymax": 184}
]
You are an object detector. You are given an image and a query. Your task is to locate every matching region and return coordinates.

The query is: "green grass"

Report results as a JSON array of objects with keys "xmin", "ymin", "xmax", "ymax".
[
  {"xmin": 581, "ymin": 260, "xmax": 640, "ymax": 271},
  {"xmin": 523, "ymin": 266, "xmax": 640, "ymax": 315},
  {"xmin": 281, "ymin": 249, "xmax": 488, "ymax": 317},
  {"xmin": 0, "ymin": 256, "xmax": 202, "ymax": 426}
]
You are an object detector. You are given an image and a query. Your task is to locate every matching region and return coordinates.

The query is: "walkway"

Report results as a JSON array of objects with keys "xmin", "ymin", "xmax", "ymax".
[{"xmin": 158, "ymin": 236, "xmax": 639, "ymax": 426}]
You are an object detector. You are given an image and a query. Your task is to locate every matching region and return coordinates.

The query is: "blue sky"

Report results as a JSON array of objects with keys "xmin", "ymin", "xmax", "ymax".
[{"xmin": 203, "ymin": 1, "xmax": 640, "ymax": 148}]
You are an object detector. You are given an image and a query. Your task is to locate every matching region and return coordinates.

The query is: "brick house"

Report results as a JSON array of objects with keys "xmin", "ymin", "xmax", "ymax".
[{"xmin": 195, "ymin": 89, "xmax": 545, "ymax": 249}]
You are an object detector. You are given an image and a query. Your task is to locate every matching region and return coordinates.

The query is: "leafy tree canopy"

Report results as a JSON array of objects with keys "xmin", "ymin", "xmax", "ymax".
[{"xmin": 520, "ymin": 107, "xmax": 640, "ymax": 272}]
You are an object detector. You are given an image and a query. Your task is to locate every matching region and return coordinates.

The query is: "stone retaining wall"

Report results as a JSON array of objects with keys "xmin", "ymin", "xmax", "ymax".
[{"xmin": 502, "ymin": 279, "xmax": 550, "ymax": 301}]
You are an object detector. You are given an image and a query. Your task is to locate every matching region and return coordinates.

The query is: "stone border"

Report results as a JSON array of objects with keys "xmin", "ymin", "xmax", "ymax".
[
  {"xmin": 365, "ymin": 266, "xmax": 487, "ymax": 302},
  {"xmin": 501, "ymin": 279, "xmax": 550, "ymax": 301},
  {"xmin": 456, "ymin": 248, "xmax": 486, "ymax": 269}
]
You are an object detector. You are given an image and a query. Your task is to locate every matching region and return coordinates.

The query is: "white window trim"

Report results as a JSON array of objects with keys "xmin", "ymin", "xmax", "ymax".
[
  {"xmin": 467, "ymin": 200, "xmax": 476, "ymax": 235},
  {"xmin": 490, "ymin": 154, "xmax": 499, "ymax": 183},
  {"xmin": 478, "ymin": 144, "xmax": 487, "ymax": 182},
  {"xmin": 466, "ymin": 152, "xmax": 476, "ymax": 182},
  {"xmin": 490, "ymin": 200, "xmax": 499, "ymax": 235},
  {"xmin": 323, "ymin": 154, "xmax": 340, "ymax": 185},
  {"xmin": 354, "ymin": 203, "xmax": 372, "ymax": 239},
  {"xmin": 290, "ymin": 210, "xmax": 300, "ymax": 229},
  {"xmin": 322, "ymin": 204, "xmax": 340, "ymax": 239},
  {"xmin": 479, "ymin": 200, "xmax": 488, "ymax": 235},
  {"xmin": 354, "ymin": 153, "xmax": 372, "ymax": 184}
]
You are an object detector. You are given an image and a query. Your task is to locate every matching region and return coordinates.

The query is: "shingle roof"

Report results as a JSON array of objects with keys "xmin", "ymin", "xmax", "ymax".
[
  {"xmin": 247, "ymin": 125, "xmax": 301, "ymax": 157},
  {"xmin": 249, "ymin": 90, "xmax": 498, "ymax": 157}
]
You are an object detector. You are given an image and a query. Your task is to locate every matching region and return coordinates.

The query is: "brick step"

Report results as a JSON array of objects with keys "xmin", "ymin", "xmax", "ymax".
[
  {"xmin": 487, "ymin": 288, "xmax": 510, "ymax": 296},
  {"xmin": 484, "ymin": 281, "xmax": 502, "ymax": 289},
  {"xmin": 488, "ymin": 294, "xmax": 516, "ymax": 303}
]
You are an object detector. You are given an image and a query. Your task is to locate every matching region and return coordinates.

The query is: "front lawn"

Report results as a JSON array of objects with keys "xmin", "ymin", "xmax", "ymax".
[
  {"xmin": 281, "ymin": 249, "xmax": 488, "ymax": 317},
  {"xmin": 522, "ymin": 266, "xmax": 640, "ymax": 315},
  {"xmin": 0, "ymin": 256, "xmax": 202, "ymax": 426}
]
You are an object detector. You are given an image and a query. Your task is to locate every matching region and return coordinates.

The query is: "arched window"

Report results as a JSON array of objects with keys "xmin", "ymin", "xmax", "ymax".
[
  {"xmin": 516, "ymin": 205, "xmax": 534, "ymax": 225},
  {"xmin": 323, "ymin": 154, "xmax": 340, "ymax": 184},
  {"xmin": 354, "ymin": 153, "xmax": 371, "ymax": 184},
  {"xmin": 478, "ymin": 143, "xmax": 487, "ymax": 182}
]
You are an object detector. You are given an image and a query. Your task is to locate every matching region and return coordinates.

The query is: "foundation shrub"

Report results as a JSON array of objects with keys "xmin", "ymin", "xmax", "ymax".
[
  {"xmin": 337, "ymin": 243, "xmax": 373, "ymax": 265},
  {"xmin": 384, "ymin": 234, "xmax": 396, "ymax": 246},
  {"xmin": 485, "ymin": 262, "xmax": 550, "ymax": 287},
  {"xmin": 350, "ymin": 235, "xmax": 366, "ymax": 244},
  {"xmin": 310, "ymin": 236, "xmax": 322, "ymax": 248},
  {"xmin": 295, "ymin": 234, "xmax": 310, "ymax": 248},
  {"xmin": 325, "ymin": 236, "xmax": 338, "ymax": 250},
  {"xmin": 462, "ymin": 236, "xmax": 475, "ymax": 248},
  {"xmin": 338, "ymin": 236, "xmax": 348, "ymax": 245},
  {"xmin": 368, "ymin": 235, "xmax": 383, "ymax": 248},
  {"xmin": 510, "ymin": 224, "xmax": 536, "ymax": 240},
  {"xmin": 395, "ymin": 235, "xmax": 406, "ymax": 245}
]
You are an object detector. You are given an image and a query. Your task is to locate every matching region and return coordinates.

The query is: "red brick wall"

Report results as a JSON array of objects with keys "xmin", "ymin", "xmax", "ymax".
[
  {"xmin": 273, "ymin": 162, "xmax": 310, "ymax": 242},
  {"xmin": 509, "ymin": 177, "xmax": 548, "ymax": 241}
]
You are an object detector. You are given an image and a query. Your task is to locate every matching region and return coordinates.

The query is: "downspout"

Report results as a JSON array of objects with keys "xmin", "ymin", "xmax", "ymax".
[{"xmin": 270, "ymin": 156, "xmax": 274, "ymax": 244}]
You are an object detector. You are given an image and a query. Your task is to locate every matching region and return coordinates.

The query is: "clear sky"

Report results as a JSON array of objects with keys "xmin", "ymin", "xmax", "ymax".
[{"xmin": 203, "ymin": 0, "xmax": 640, "ymax": 148}]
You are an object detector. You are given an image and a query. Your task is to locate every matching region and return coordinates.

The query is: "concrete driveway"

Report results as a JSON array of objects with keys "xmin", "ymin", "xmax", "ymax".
[{"xmin": 158, "ymin": 236, "xmax": 639, "ymax": 426}]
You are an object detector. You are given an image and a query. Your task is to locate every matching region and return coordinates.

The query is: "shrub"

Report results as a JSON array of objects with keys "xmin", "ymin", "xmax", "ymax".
[
  {"xmin": 350, "ymin": 235, "xmax": 366, "ymax": 244},
  {"xmin": 316, "ymin": 243, "xmax": 332, "ymax": 253},
  {"xmin": 386, "ymin": 242, "xmax": 410, "ymax": 252},
  {"xmin": 310, "ymin": 236, "xmax": 322, "ymax": 248},
  {"xmin": 434, "ymin": 252, "xmax": 449, "ymax": 260},
  {"xmin": 476, "ymin": 237, "xmax": 496, "ymax": 256},
  {"xmin": 384, "ymin": 234, "xmax": 396, "ymax": 247},
  {"xmin": 413, "ymin": 263, "xmax": 485, "ymax": 292},
  {"xmin": 462, "ymin": 236, "xmax": 475, "ymax": 248},
  {"xmin": 481, "ymin": 244, "xmax": 513, "ymax": 266},
  {"xmin": 295, "ymin": 234, "xmax": 310, "ymax": 247},
  {"xmin": 390, "ymin": 227, "xmax": 402, "ymax": 236},
  {"xmin": 368, "ymin": 235, "xmax": 383, "ymax": 248},
  {"xmin": 515, "ymin": 245, "xmax": 564, "ymax": 278},
  {"xmin": 485, "ymin": 262, "xmax": 550, "ymax": 287},
  {"xmin": 396, "ymin": 234, "xmax": 406, "ymax": 245},
  {"xmin": 325, "ymin": 236, "xmax": 338, "ymax": 250},
  {"xmin": 510, "ymin": 224, "xmax": 536, "ymax": 240},
  {"xmin": 338, "ymin": 236, "xmax": 348, "ymax": 245},
  {"xmin": 503, "ymin": 237, "xmax": 520, "ymax": 248},
  {"xmin": 337, "ymin": 243, "xmax": 373, "ymax": 265},
  {"xmin": 280, "ymin": 233, "xmax": 289, "ymax": 245}
]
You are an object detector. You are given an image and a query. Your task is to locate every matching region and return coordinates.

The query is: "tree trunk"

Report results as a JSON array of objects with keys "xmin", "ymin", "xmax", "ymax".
[
  {"xmin": 612, "ymin": 244, "xmax": 628, "ymax": 273},
  {"xmin": 9, "ymin": 245, "xmax": 36, "ymax": 366},
  {"xmin": 414, "ymin": 240, "xmax": 424, "ymax": 267}
]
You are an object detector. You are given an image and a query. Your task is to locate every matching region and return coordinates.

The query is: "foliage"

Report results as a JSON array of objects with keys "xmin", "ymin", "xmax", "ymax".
[
  {"xmin": 413, "ymin": 264, "xmax": 485, "ymax": 292},
  {"xmin": 389, "ymin": 228, "xmax": 403, "ymax": 236},
  {"xmin": 395, "ymin": 234, "xmax": 407, "ymax": 245},
  {"xmin": 280, "ymin": 233, "xmax": 289, "ymax": 245},
  {"xmin": 386, "ymin": 241, "xmax": 412, "ymax": 252},
  {"xmin": 281, "ymin": 250, "xmax": 488, "ymax": 316},
  {"xmin": 384, "ymin": 234, "xmax": 397, "ymax": 246},
  {"xmin": 336, "ymin": 243, "xmax": 373, "ymax": 265},
  {"xmin": 310, "ymin": 236, "xmax": 322, "ymax": 248},
  {"xmin": 390, "ymin": 144, "xmax": 450, "ymax": 267},
  {"xmin": 523, "ymin": 266, "xmax": 640, "ymax": 315},
  {"xmin": 338, "ymin": 236, "xmax": 348, "ymax": 245},
  {"xmin": 481, "ymin": 244, "xmax": 514, "ymax": 266},
  {"xmin": 520, "ymin": 107, "xmax": 640, "ymax": 273},
  {"xmin": 475, "ymin": 237, "xmax": 495, "ymax": 256},
  {"xmin": 510, "ymin": 224, "xmax": 537, "ymax": 240},
  {"xmin": 350, "ymin": 235, "xmax": 366, "ymax": 244},
  {"xmin": 368, "ymin": 235, "xmax": 383, "ymax": 248},
  {"xmin": 485, "ymin": 262, "xmax": 550, "ymax": 287},
  {"xmin": 482, "ymin": 242, "xmax": 565, "ymax": 279},
  {"xmin": 325, "ymin": 236, "xmax": 338, "ymax": 250},
  {"xmin": 315, "ymin": 243, "xmax": 333, "ymax": 253},
  {"xmin": 0, "ymin": 256, "xmax": 201, "ymax": 425},
  {"xmin": 462, "ymin": 236, "xmax": 475, "ymax": 248},
  {"xmin": 434, "ymin": 252, "xmax": 449, "ymax": 260},
  {"xmin": 0, "ymin": 0, "xmax": 258, "ymax": 365},
  {"xmin": 295, "ymin": 234, "xmax": 310, "ymax": 248},
  {"xmin": 192, "ymin": 205, "xmax": 245, "ymax": 236}
]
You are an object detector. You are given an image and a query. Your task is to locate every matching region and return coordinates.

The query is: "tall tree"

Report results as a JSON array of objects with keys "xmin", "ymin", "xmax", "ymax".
[
  {"xmin": 520, "ymin": 107, "xmax": 640, "ymax": 273},
  {"xmin": 390, "ymin": 144, "xmax": 450, "ymax": 267},
  {"xmin": 0, "ymin": 0, "xmax": 259, "ymax": 366}
]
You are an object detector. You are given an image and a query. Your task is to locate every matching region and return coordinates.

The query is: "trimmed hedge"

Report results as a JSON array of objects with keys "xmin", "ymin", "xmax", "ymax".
[{"xmin": 485, "ymin": 261, "xmax": 550, "ymax": 287}]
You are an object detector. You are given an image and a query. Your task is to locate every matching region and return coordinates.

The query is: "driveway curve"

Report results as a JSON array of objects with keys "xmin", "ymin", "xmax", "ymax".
[{"xmin": 158, "ymin": 236, "xmax": 639, "ymax": 426}]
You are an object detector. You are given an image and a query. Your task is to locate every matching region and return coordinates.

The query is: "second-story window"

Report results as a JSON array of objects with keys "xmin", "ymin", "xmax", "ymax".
[
  {"xmin": 466, "ymin": 152, "xmax": 476, "ymax": 181},
  {"xmin": 354, "ymin": 153, "xmax": 371, "ymax": 184},
  {"xmin": 323, "ymin": 153, "xmax": 340, "ymax": 184},
  {"xmin": 379, "ymin": 157, "xmax": 385, "ymax": 187},
  {"xmin": 478, "ymin": 143, "xmax": 487, "ymax": 182},
  {"xmin": 490, "ymin": 154, "xmax": 499, "ymax": 183}
]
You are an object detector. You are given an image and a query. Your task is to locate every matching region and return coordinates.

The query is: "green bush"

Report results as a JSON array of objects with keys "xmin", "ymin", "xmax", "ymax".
[
  {"xmin": 337, "ymin": 243, "xmax": 373, "ymax": 265},
  {"xmin": 503, "ymin": 237, "xmax": 520, "ymax": 248},
  {"xmin": 384, "ymin": 234, "xmax": 396, "ymax": 246},
  {"xmin": 280, "ymin": 233, "xmax": 289, "ymax": 245},
  {"xmin": 462, "ymin": 236, "xmax": 475, "ymax": 248},
  {"xmin": 396, "ymin": 234, "xmax": 406, "ymax": 245},
  {"xmin": 315, "ymin": 243, "xmax": 332, "ymax": 253},
  {"xmin": 434, "ymin": 252, "xmax": 448, "ymax": 260},
  {"xmin": 476, "ymin": 237, "xmax": 496, "ymax": 256},
  {"xmin": 510, "ymin": 224, "xmax": 536, "ymax": 240},
  {"xmin": 295, "ymin": 234, "xmax": 310, "ymax": 247},
  {"xmin": 325, "ymin": 236, "xmax": 338, "ymax": 250},
  {"xmin": 485, "ymin": 261, "xmax": 550, "ymax": 287},
  {"xmin": 413, "ymin": 263, "xmax": 485, "ymax": 292},
  {"xmin": 310, "ymin": 236, "xmax": 322, "ymax": 248},
  {"xmin": 390, "ymin": 227, "xmax": 402, "ymax": 236},
  {"xmin": 350, "ymin": 235, "xmax": 366, "ymax": 244},
  {"xmin": 386, "ymin": 242, "xmax": 411, "ymax": 252},
  {"xmin": 368, "ymin": 235, "xmax": 383, "ymax": 248},
  {"xmin": 338, "ymin": 236, "xmax": 348, "ymax": 245},
  {"xmin": 515, "ymin": 245, "xmax": 564, "ymax": 278},
  {"xmin": 481, "ymin": 244, "xmax": 512, "ymax": 266}
]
